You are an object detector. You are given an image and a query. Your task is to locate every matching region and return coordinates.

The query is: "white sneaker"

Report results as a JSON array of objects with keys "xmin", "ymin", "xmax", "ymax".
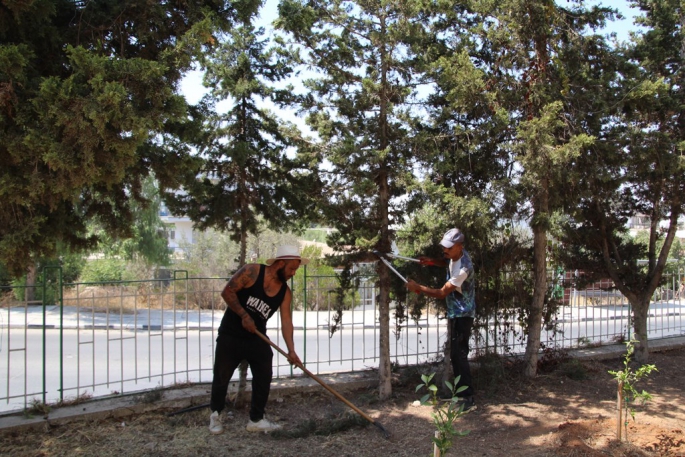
[
  {"xmin": 245, "ymin": 417, "xmax": 281, "ymax": 432},
  {"xmin": 209, "ymin": 411, "xmax": 223, "ymax": 434}
]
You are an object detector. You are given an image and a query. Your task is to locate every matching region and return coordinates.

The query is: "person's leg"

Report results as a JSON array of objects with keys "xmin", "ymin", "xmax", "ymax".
[
  {"xmin": 245, "ymin": 337, "xmax": 274, "ymax": 422},
  {"xmin": 450, "ymin": 317, "xmax": 474, "ymax": 398},
  {"xmin": 210, "ymin": 334, "xmax": 243, "ymax": 413}
]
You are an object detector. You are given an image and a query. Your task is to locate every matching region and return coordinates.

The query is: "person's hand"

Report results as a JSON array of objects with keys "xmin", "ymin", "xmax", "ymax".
[
  {"xmin": 418, "ymin": 256, "xmax": 437, "ymax": 266},
  {"xmin": 420, "ymin": 256, "xmax": 449, "ymax": 267},
  {"xmin": 241, "ymin": 314, "xmax": 256, "ymax": 333},
  {"xmin": 406, "ymin": 279, "xmax": 421, "ymax": 294},
  {"xmin": 286, "ymin": 350, "xmax": 302, "ymax": 367}
]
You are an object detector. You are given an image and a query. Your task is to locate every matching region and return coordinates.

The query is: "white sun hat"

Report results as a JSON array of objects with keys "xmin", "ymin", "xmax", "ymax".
[{"xmin": 266, "ymin": 245, "xmax": 310, "ymax": 266}]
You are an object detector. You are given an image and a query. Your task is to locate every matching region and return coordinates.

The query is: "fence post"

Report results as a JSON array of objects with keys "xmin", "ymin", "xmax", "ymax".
[
  {"xmin": 42, "ymin": 266, "xmax": 63, "ymax": 404},
  {"xmin": 303, "ymin": 264, "xmax": 307, "ymax": 368},
  {"xmin": 173, "ymin": 270, "xmax": 189, "ymax": 386}
]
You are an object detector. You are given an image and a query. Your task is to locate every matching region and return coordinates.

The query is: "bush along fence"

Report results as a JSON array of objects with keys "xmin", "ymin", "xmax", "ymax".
[{"xmin": 0, "ymin": 266, "xmax": 683, "ymax": 414}]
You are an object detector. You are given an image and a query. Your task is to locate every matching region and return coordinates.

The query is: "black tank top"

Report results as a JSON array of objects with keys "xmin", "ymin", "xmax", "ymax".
[{"xmin": 218, "ymin": 264, "xmax": 288, "ymax": 337}]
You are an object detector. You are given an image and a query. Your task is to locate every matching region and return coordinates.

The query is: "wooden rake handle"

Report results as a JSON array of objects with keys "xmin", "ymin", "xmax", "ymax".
[{"xmin": 254, "ymin": 330, "xmax": 390, "ymax": 439}]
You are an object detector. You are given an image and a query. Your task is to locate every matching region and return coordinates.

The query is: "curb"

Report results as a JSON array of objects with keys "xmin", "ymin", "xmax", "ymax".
[{"xmin": 0, "ymin": 372, "xmax": 378, "ymax": 434}]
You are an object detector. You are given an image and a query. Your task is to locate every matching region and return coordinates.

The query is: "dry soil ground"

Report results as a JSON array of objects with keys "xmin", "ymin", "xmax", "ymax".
[{"xmin": 2, "ymin": 347, "xmax": 684, "ymax": 457}]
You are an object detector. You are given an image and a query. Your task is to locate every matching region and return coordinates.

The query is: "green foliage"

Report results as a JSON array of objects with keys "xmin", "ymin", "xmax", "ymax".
[
  {"xmin": 0, "ymin": 262, "xmax": 10, "ymax": 288},
  {"xmin": 328, "ymin": 259, "xmax": 358, "ymax": 335},
  {"xmin": 163, "ymin": 20, "xmax": 319, "ymax": 265},
  {"xmin": 416, "ymin": 373, "xmax": 470, "ymax": 455},
  {"xmin": 11, "ymin": 250, "xmax": 84, "ymax": 304},
  {"xmin": 173, "ymin": 229, "xmax": 241, "ymax": 277},
  {"xmin": 290, "ymin": 244, "xmax": 355, "ymax": 312},
  {"xmin": 608, "ymin": 338, "xmax": 658, "ymax": 440},
  {"xmin": 302, "ymin": 228, "xmax": 330, "ymax": 243},
  {"xmin": 79, "ymin": 259, "xmax": 128, "ymax": 284},
  {"xmin": 0, "ymin": 0, "xmax": 248, "ymax": 277},
  {"xmin": 23, "ymin": 399, "xmax": 51, "ymax": 418},
  {"xmin": 96, "ymin": 175, "xmax": 172, "ymax": 268},
  {"xmin": 557, "ymin": 359, "xmax": 589, "ymax": 381}
]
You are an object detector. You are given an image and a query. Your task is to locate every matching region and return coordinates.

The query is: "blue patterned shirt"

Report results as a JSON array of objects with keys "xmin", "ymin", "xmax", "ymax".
[{"xmin": 445, "ymin": 249, "xmax": 476, "ymax": 318}]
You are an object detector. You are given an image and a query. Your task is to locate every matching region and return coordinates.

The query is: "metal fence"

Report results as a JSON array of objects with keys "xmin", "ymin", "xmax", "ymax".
[{"xmin": 1, "ymin": 267, "xmax": 684, "ymax": 414}]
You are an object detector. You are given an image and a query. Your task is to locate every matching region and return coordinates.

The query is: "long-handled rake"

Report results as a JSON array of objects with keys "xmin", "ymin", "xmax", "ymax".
[
  {"xmin": 167, "ymin": 402, "xmax": 210, "ymax": 416},
  {"xmin": 167, "ymin": 333, "xmax": 391, "ymax": 439},
  {"xmin": 254, "ymin": 330, "xmax": 391, "ymax": 439}
]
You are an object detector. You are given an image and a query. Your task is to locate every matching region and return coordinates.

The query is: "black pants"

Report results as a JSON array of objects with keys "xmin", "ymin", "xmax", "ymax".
[
  {"xmin": 210, "ymin": 333, "xmax": 273, "ymax": 422},
  {"xmin": 450, "ymin": 317, "xmax": 474, "ymax": 397}
]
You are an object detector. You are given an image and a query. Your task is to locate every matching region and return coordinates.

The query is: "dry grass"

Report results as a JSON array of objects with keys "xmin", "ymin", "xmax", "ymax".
[
  {"xmin": 61, "ymin": 280, "xmax": 226, "ymax": 314},
  {"xmin": 2, "ymin": 349, "xmax": 685, "ymax": 457}
]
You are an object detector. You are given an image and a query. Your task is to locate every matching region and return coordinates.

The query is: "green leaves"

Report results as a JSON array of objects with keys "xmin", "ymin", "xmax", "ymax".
[
  {"xmin": 416, "ymin": 372, "xmax": 470, "ymax": 454},
  {"xmin": 609, "ymin": 338, "xmax": 658, "ymax": 440},
  {"xmin": 165, "ymin": 18, "xmax": 319, "ymax": 265},
  {"xmin": 0, "ymin": 1, "xmax": 246, "ymax": 277}
]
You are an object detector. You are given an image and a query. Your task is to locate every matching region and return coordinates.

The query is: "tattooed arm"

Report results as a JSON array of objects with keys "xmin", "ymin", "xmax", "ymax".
[{"xmin": 221, "ymin": 264, "xmax": 259, "ymax": 333}]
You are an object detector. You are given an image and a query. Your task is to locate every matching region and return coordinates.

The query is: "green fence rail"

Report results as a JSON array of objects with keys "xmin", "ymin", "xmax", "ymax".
[{"xmin": 1, "ymin": 266, "xmax": 683, "ymax": 414}]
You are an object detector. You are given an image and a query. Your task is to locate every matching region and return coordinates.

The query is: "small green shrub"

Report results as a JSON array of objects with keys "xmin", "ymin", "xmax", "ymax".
[
  {"xmin": 79, "ymin": 259, "xmax": 128, "ymax": 284},
  {"xmin": 609, "ymin": 338, "xmax": 657, "ymax": 441},
  {"xmin": 416, "ymin": 373, "xmax": 470, "ymax": 455}
]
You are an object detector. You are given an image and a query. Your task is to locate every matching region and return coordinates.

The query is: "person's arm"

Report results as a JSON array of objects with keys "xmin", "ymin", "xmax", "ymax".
[
  {"xmin": 221, "ymin": 264, "xmax": 259, "ymax": 333},
  {"xmin": 279, "ymin": 289, "xmax": 302, "ymax": 366},
  {"xmin": 417, "ymin": 256, "xmax": 448, "ymax": 268},
  {"xmin": 407, "ymin": 261, "xmax": 468, "ymax": 298},
  {"xmin": 407, "ymin": 279, "xmax": 460, "ymax": 299}
]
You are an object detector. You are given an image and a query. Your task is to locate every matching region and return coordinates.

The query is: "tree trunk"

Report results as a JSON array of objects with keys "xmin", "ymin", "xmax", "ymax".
[
  {"xmin": 233, "ymin": 360, "xmax": 249, "ymax": 408},
  {"xmin": 377, "ymin": 165, "xmax": 393, "ymax": 399},
  {"xmin": 238, "ymin": 193, "xmax": 248, "ymax": 266},
  {"xmin": 376, "ymin": 17, "xmax": 392, "ymax": 400},
  {"xmin": 235, "ymin": 226, "xmax": 249, "ymax": 406},
  {"xmin": 25, "ymin": 263, "xmax": 37, "ymax": 304},
  {"xmin": 616, "ymin": 380, "xmax": 624, "ymax": 441},
  {"xmin": 524, "ymin": 186, "xmax": 549, "ymax": 378},
  {"xmin": 440, "ymin": 322, "xmax": 454, "ymax": 398},
  {"xmin": 378, "ymin": 266, "xmax": 392, "ymax": 399},
  {"xmin": 631, "ymin": 296, "xmax": 651, "ymax": 364}
]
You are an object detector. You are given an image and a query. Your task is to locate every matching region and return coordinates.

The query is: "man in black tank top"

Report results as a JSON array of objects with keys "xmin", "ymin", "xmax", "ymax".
[{"xmin": 208, "ymin": 245, "xmax": 308, "ymax": 434}]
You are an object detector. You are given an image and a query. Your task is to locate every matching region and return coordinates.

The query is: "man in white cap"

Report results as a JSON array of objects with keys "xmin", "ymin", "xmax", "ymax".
[
  {"xmin": 406, "ymin": 228, "xmax": 476, "ymax": 411},
  {"xmin": 208, "ymin": 245, "xmax": 307, "ymax": 434}
]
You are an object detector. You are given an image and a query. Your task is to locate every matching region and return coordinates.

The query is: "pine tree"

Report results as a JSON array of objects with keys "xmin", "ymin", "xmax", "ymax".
[
  {"xmin": 276, "ymin": 0, "xmax": 427, "ymax": 398},
  {"xmin": 479, "ymin": 0, "xmax": 617, "ymax": 376},
  {"xmin": 554, "ymin": 0, "xmax": 685, "ymax": 363},
  {"xmin": 0, "ymin": 0, "xmax": 256, "ymax": 277},
  {"xmin": 414, "ymin": 0, "xmax": 617, "ymax": 376},
  {"xmin": 163, "ymin": 21, "xmax": 320, "ymax": 266}
]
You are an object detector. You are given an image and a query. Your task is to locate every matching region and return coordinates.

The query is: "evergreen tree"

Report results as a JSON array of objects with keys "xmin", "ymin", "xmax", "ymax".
[
  {"xmin": 478, "ymin": 0, "xmax": 616, "ymax": 376},
  {"xmin": 276, "ymin": 0, "xmax": 426, "ymax": 398},
  {"xmin": 410, "ymin": 0, "xmax": 617, "ymax": 376},
  {"xmin": 164, "ymin": 22, "xmax": 319, "ymax": 266},
  {"xmin": 0, "ymin": 0, "xmax": 256, "ymax": 277},
  {"xmin": 554, "ymin": 0, "xmax": 685, "ymax": 363}
]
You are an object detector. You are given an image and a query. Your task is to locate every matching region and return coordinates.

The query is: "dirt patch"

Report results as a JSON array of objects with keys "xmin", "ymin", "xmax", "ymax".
[{"xmin": 2, "ymin": 347, "xmax": 684, "ymax": 457}]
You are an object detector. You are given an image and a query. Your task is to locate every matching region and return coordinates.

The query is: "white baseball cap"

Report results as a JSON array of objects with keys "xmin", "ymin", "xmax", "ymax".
[{"xmin": 439, "ymin": 228, "xmax": 465, "ymax": 248}]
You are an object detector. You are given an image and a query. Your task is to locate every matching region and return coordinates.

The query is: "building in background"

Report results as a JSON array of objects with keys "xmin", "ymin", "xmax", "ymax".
[{"xmin": 160, "ymin": 204, "xmax": 194, "ymax": 256}]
